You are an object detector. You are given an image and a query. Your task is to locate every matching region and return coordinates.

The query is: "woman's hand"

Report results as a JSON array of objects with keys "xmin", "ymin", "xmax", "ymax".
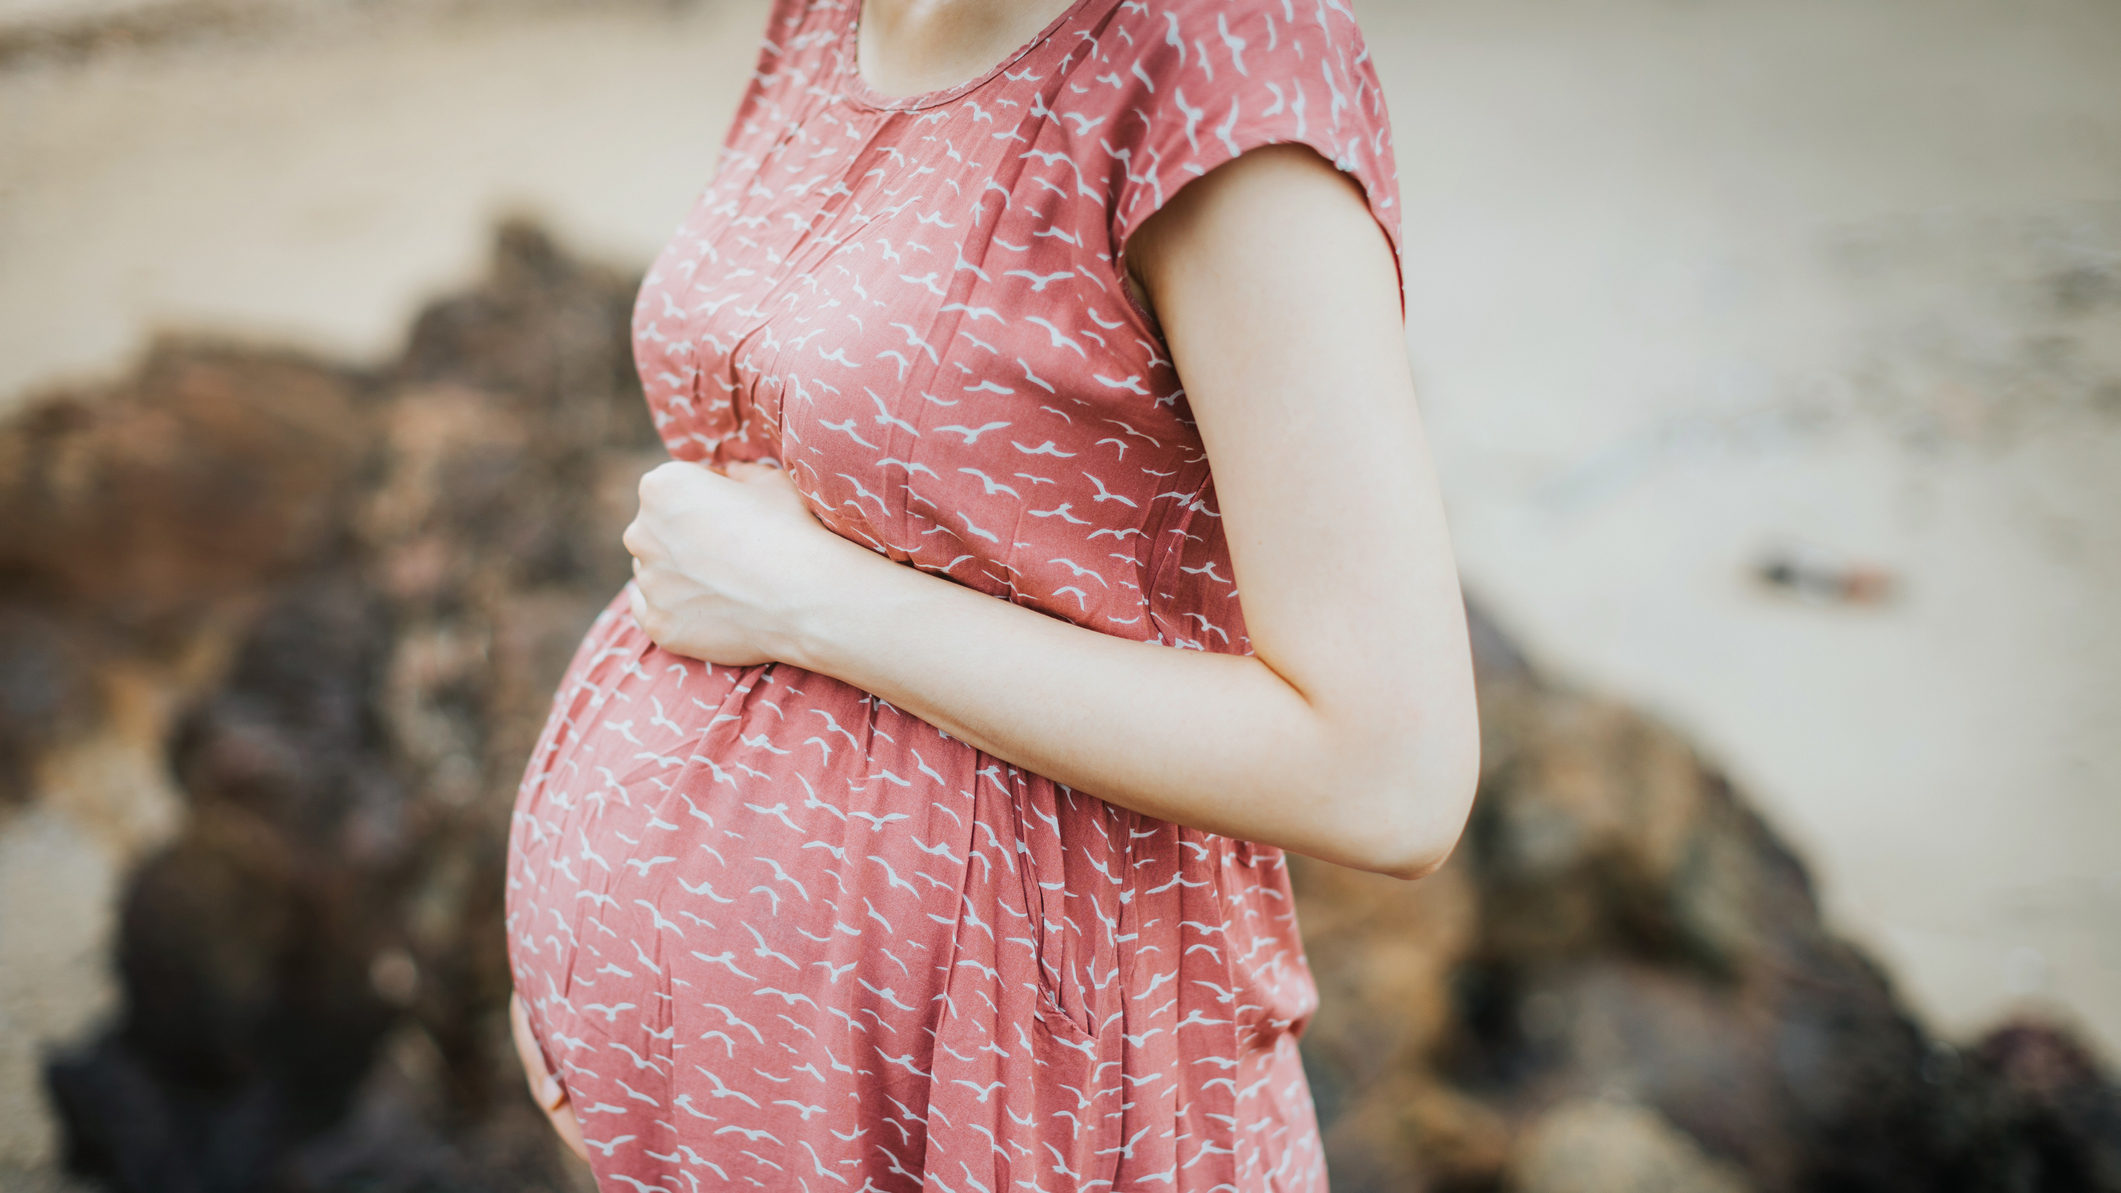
[
  {"xmin": 623, "ymin": 458, "xmax": 873, "ymax": 665},
  {"xmin": 510, "ymin": 991, "xmax": 589, "ymax": 1164}
]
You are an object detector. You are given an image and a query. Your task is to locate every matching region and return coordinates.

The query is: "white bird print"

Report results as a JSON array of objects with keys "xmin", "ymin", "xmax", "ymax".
[
  {"xmin": 760, "ymin": 857, "xmax": 810, "ymax": 901},
  {"xmin": 958, "ymin": 507, "xmax": 1007, "ymax": 543},
  {"xmin": 952, "ymin": 246, "xmax": 991, "ymax": 281},
  {"xmin": 754, "ymin": 986, "xmax": 821, "ymax": 1010},
  {"xmin": 575, "ymin": 833, "xmax": 613, "ymax": 872},
  {"xmin": 957, "ymin": 467, "xmax": 1021, "ymax": 498},
  {"xmin": 819, "ymin": 418, "xmax": 880, "ymax": 450},
  {"xmin": 1005, "ymin": 268, "xmax": 1075, "ymax": 291},
  {"xmin": 735, "ymin": 732, "xmax": 791, "ymax": 756},
  {"xmin": 688, "ymin": 950, "xmax": 756, "ymax": 981},
  {"xmin": 835, "ymin": 472, "xmax": 891, "ymax": 515},
  {"xmin": 675, "ymin": 876, "xmax": 734, "ymax": 903},
  {"xmin": 868, "ymin": 854, "xmax": 920, "ymax": 897},
  {"xmin": 1179, "ymin": 559, "xmax": 1232, "ymax": 583},
  {"xmin": 1082, "ymin": 471, "xmax": 1140, "ymax": 507},
  {"xmin": 1028, "ymin": 503, "xmax": 1092, "ymax": 525},
  {"xmin": 877, "ymin": 457, "xmax": 941, "ymax": 479},
  {"xmin": 744, "ymin": 923, "xmax": 801, "ymax": 972},
  {"xmin": 936, "ymin": 420, "xmax": 1011, "ymax": 444},
  {"xmin": 715, "ymin": 1123, "xmax": 782, "ymax": 1145},
  {"xmin": 1024, "ymin": 315, "xmax": 1089, "ymax": 357},
  {"xmin": 633, "ymin": 900, "xmax": 684, "ymax": 939},
  {"xmin": 743, "ymin": 801, "xmax": 802, "ymax": 833},
  {"xmin": 1047, "ymin": 557, "xmax": 1111, "ymax": 585},
  {"xmin": 692, "ymin": 1068, "xmax": 761, "ymax": 1108},
  {"xmin": 644, "ymin": 687, "xmax": 678, "ymax": 734},
  {"xmin": 865, "ymin": 388, "xmax": 922, "ymax": 436},
  {"xmin": 610, "ymin": 1040, "xmax": 667, "ymax": 1072},
  {"xmin": 953, "ymin": 1078, "xmax": 1008, "ymax": 1104},
  {"xmin": 704, "ymin": 1002, "xmax": 763, "ymax": 1044}
]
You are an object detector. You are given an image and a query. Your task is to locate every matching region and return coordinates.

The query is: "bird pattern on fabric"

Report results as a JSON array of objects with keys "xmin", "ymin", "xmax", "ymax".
[{"xmin": 503, "ymin": 0, "xmax": 1405, "ymax": 1188}]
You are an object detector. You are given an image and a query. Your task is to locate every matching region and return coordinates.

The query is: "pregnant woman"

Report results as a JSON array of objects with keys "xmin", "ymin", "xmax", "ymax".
[{"xmin": 503, "ymin": 0, "xmax": 1480, "ymax": 1187}]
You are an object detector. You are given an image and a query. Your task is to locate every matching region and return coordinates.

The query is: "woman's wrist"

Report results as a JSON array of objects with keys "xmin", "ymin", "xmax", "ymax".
[{"xmin": 776, "ymin": 534, "xmax": 925, "ymax": 677}]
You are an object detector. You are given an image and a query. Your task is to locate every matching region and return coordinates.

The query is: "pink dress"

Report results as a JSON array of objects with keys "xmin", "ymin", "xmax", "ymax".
[{"xmin": 504, "ymin": 0, "xmax": 1406, "ymax": 1187}]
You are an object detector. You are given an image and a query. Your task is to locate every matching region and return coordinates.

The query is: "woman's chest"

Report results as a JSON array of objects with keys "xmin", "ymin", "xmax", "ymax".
[{"xmin": 631, "ymin": 98, "xmax": 1205, "ymax": 574}]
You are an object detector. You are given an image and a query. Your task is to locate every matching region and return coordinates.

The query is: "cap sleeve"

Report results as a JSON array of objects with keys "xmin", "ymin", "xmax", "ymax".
[{"xmin": 1101, "ymin": 0, "xmax": 1407, "ymax": 325}]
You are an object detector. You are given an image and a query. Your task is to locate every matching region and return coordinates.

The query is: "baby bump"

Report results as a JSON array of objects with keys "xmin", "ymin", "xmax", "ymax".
[{"xmin": 499, "ymin": 609, "xmax": 1126, "ymax": 1134}]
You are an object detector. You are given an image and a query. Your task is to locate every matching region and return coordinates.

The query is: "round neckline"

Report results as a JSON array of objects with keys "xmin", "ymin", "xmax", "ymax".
[{"xmin": 837, "ymin": 0, "xmax": 1108, "ymax": 112}]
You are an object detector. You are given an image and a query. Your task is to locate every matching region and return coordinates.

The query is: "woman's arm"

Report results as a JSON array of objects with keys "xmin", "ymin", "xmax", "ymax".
[{"xmin": 625, "ymin": 142, "xmax": 1479, "ymax": 879}]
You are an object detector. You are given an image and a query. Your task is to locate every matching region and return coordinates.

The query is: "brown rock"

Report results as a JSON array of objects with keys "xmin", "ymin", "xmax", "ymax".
[{"xmin": 0, "ymin": 341, "xmax": 371, "ymax": 640}]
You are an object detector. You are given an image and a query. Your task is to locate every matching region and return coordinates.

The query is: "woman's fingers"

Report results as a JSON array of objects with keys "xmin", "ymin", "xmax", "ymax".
[
  {"xmin": 508, "ymin": 991, "xmax": 547, "ymax": 1096},
  {"xmin": 509, "ymin": 991, "xmax": 591, "ymax": 1164},
  {"xmin": 549, "ymin": 1092, "xmax": 590, "ymax": 1162}
]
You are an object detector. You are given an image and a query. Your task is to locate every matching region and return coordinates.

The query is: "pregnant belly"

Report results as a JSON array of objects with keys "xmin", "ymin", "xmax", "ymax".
[{"xmin": 499, "ymin": 584, "xmax": 1124, "ymax": 1097}]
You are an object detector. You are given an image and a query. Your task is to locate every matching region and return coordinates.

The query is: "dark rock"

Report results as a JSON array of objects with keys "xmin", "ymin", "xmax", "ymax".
[
  {"xmin": 0, "ymin": 602, "xmax": 101, "ymax": 801},
  {"xmin": 0, "ymin": 342, "xmax": 372, "ymax": 643}
]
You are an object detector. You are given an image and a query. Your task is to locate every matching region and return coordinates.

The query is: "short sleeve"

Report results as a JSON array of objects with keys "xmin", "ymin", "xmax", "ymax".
[{"xmin": 1101, "ymin": 0, "xmax": 1407, "ymax": 325}]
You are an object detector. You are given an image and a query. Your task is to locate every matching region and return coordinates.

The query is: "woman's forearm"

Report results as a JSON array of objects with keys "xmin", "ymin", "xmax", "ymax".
[{"xmin": 781, "ymin": 545, "xmax": 1453, "ymax": 878}]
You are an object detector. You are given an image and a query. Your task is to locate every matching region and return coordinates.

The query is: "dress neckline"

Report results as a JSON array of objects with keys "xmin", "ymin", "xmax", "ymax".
[{"xmin": 836, "ymin": 0, "xmax": 1110, "ymax": 112}]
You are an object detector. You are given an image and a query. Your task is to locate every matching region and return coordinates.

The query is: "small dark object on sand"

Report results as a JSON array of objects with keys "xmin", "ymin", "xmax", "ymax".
[{"xmin": 1754, "ymin": 547, "xmax": 1897, "ymax": 605}]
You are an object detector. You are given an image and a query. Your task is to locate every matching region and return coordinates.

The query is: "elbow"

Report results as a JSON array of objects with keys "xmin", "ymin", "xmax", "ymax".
[
  {"xmin": 1371, "ymin": 835, "xmax": 1457, "ymax": 883},
  {"xmin": 1339, "ymin": 720, "xmax": 1481, "ymax": 883},
  {"xmin": 1361, "ymin": 808, "xmax": 1467, "ymax": 883}
]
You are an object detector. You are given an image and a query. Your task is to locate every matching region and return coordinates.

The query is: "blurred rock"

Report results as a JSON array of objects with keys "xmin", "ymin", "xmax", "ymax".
[
  {"xmin": 0, "ymin": 602, "xmax": 100, "ymax": 801},
  {"xmin": 0, "ymin": 341, "xmax": 371, "ymax": 643},
  {"xmin": 16, "ymin": 221, "xmax": 648, "ymax": 1193},
  {"xmin": 1294, "ymin": 645, "xmax": 2121, "ymax": 1193}
]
